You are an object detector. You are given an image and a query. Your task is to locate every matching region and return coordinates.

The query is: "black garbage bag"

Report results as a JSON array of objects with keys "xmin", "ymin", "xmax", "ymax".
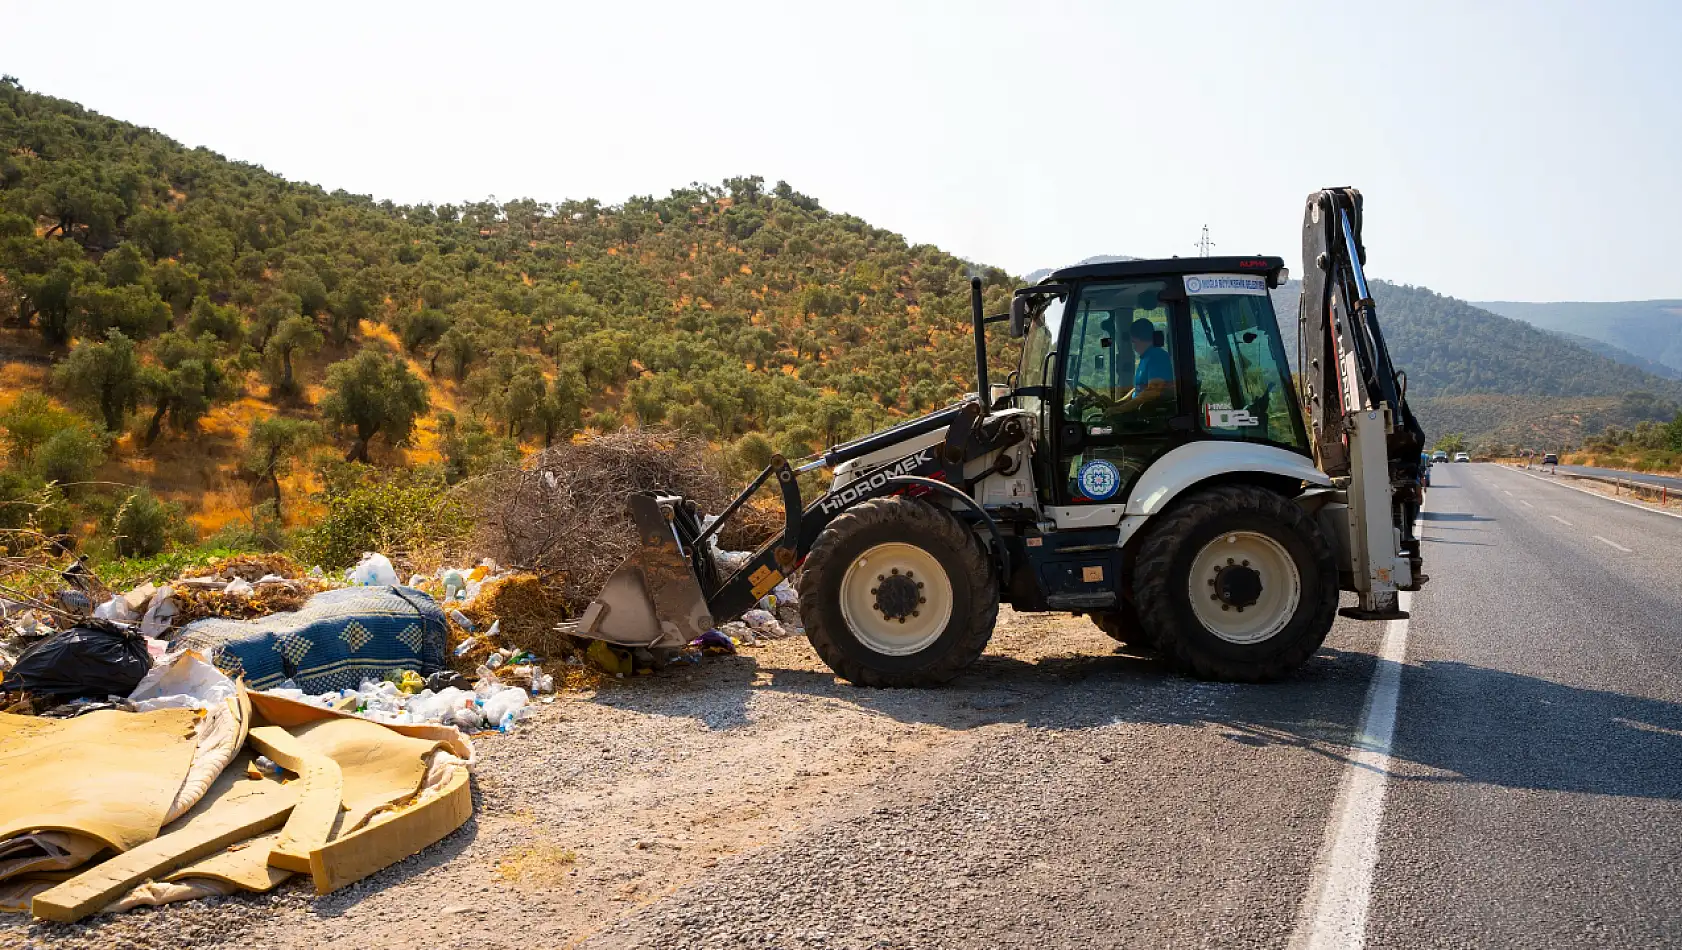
[{"xmin": 5, "ymin": 619, "xmax": 152, "ymax": 699}]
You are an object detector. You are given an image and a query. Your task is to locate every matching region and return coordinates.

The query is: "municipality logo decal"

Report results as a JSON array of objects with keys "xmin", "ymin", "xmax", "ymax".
[
  {"xmin": 1077, "ymin": 459, "xmax": 1121, "ymax": 501},
  {"xmin": 1185, "ymin": 273, "xmax": 1268, "ymax": 296}
]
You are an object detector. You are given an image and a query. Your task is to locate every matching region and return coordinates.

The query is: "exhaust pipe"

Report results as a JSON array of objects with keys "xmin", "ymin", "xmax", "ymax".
[{"xmin": 970, "ymin": 276, "xmax": 990, "ymax": 406}]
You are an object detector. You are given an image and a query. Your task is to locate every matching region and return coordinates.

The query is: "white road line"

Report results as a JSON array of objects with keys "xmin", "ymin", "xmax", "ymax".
[
  {"xmin": 1501, "ymin": 465, "xmax": 1682, "ymax": 522},
  {"xmin": 1594, "ymin": 535, "xmax": 1632, "ymax": 553},
  {"xmin": 1520, "ymin": 499, "xmax": 1534, "ymax": 508},
  {"xmin": 1550, "ymin": 515, "xmax": 1573, "ymax": 526},
  {"xmin": 1288, "ymin": 590, "xmax": 1412, "ymax": 950}
]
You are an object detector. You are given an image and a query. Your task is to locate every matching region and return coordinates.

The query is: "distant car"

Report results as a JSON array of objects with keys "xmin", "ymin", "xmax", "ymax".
[
  {"xmin": 1432, "ymin": 451, "xmax": 1449, "ymax": 462},
  {"xmin": 1542, "ymin": 453, "xmax": 1559, "ymax": 465},
  {"xmin": 1454, "ymin": 452, "xmax": 1471, "ymax": 463}
]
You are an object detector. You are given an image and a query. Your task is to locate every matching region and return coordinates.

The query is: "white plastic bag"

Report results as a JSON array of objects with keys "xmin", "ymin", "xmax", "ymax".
[
  {"xmin": 482, "ymin": 687, "xmax": 529, "ymax": 729},
  {"xmin": 129, "ymin": 650, "xmax": 238, "ymax": 711},
  {"xmin": 139, "ymin": 585, "xmax": 178, "ymax": 638},
  {"xmin": 93, "ymin": 595, "xmax": 139, "ymax": 624},
  {"xmin": 348, "ymin": 552, "xmax": 399, "ymax": 587}
]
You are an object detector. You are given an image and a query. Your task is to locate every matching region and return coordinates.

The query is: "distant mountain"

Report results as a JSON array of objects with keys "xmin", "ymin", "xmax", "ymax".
[
  {"xmin": 1545, "ymin": 329, "xmax": 1681, "ymax": 380},
  {"xmin": 1475, "ymin": 300, "xmax": 1682, "ymax": 376}
]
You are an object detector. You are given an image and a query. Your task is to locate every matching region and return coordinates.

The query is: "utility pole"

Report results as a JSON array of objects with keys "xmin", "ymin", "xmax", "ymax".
[{"xmin": 1196, "ymin": 225, "xmax": 1215, "ymax": 258}]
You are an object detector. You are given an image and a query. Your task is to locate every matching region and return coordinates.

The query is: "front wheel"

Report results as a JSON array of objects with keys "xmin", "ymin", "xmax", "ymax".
[
  {"xmin": 799, "ymin": 496, "xmax": 998, "ymax": 687},
  {"xmin": 1132, "ymin": 484, "xmax": 1337, "ymax": 682}
]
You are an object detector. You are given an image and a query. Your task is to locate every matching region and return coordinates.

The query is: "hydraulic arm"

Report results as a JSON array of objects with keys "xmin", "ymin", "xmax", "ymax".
[{"xmin": 1299, "ymin": 187, "xmax": 1426, "ymax": 618}]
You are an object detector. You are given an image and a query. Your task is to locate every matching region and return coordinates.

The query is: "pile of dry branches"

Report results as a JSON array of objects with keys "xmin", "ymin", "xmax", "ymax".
[{"xmin": 472, "ymin": 429, "xmax": 780, "ymax": 615}]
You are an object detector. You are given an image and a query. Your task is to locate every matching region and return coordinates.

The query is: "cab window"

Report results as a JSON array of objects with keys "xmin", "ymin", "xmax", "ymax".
[{"xmin": 1063, "ymin": 280, "xmax": 1176, "ymax": 434}]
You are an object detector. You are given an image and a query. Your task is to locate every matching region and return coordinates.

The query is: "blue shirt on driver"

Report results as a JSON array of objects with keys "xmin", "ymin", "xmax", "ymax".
[{"xmin": 1134, "ymin": 344, "xmax": 1173, "ymax": 393}]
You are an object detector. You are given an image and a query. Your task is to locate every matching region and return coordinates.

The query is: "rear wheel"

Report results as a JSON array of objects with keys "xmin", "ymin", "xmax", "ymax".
[
  {"xmin": 1132, "ymin": 484, "xmax": 1337, "ymax": 681},
  {"xmin": 799, "ymin": 496, "xmax": 998, "ymax": 687}
]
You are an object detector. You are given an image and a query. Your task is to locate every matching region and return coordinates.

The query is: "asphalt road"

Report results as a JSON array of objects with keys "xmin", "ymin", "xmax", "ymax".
[
  {"xmin": 586, "ymin": 462, "xmax": 1682, "ymax": 949},
  {"xmin": 1553, "ymin": 462, "xmax": 1682, "ymax": 492}
]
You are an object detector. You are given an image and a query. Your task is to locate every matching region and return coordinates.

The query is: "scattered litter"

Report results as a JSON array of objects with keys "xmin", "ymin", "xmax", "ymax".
[
  {"xmin": 690, "ymin": 630, "xmax": 737, "ymax": 655},
  {"xmin": 222, "ymin": 578, "xmax": 254, "ymax": 598},
  {"xmin": 448, "ymin": 608, "xmax": 476, "ymax": 632},
  {"xmin": 586, "ymin": 639, "xmax": 633, "ymax": 676}
]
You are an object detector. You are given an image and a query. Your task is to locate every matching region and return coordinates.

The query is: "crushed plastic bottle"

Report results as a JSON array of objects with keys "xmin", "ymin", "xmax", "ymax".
[
  {"xmin": 448, "ymin": 608, "xmax": 476, "ymax": 632},
  {"xmin": 453, "ymin": 635, "xmax": 480, "ymax": 657}
]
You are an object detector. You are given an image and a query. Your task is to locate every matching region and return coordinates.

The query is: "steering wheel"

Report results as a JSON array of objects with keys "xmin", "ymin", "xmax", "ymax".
[{"xmin": 1070, "ymin": 381, "xmax": 1116, "ymax": 414}]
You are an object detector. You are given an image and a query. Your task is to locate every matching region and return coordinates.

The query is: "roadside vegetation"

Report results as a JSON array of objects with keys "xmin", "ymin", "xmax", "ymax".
[{"xmin": 1566, "ymin": 413, "xmax": 1682, "ymax": 473}]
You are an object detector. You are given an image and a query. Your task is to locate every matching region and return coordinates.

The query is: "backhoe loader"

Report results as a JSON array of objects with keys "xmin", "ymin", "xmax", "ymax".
[{"xmin": 559, "ymin": 187, "xmax": 1427, "ymax": 685}]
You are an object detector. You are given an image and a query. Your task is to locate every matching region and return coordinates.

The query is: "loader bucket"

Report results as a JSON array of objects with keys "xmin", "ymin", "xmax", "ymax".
[{"xmin": 561, "ymin": 493, "xmax": 715, "ymax": 650}]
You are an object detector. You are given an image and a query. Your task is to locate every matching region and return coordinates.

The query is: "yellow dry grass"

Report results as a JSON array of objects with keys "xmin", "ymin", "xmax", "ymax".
[{"xmin": 493, "ymin": 841, "xmax": 579, "ymax": 887}]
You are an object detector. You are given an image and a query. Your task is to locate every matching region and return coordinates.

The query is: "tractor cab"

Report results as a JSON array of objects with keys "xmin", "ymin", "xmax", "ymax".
[{"xmin": 1009, "ymin": 257, "xmax": 1306, "ymax": 509}]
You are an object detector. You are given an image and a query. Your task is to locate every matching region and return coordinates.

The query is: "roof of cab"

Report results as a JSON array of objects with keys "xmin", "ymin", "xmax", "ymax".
[{"xmin": 1046, "ymin": 255, "xmax": 1286, "ymax": 283}]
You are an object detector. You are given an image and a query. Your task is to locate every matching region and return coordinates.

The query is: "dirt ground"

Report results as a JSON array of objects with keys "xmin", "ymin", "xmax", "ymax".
[{"xmin": 4, "ymin": 608, "xmax": 1117, "ymax": 950}]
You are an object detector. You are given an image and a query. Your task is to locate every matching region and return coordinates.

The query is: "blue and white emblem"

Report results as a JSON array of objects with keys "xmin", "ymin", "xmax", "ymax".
[{"xmin": 1076, "ymin": 459, "xmax": 1121, "ymax": 500}]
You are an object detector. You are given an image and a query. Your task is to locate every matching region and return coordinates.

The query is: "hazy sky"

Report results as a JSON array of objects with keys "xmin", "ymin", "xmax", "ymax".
[{"xmin": 3, "ymin": 1, "xmax": 1678, "ymax": 301}]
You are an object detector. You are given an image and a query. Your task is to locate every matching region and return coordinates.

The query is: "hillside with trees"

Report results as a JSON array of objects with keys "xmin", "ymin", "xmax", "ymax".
[
  {"xmin": 1, "ymin": 78, "xmax": 1674, "ymax": 560},
  {"xmin": 0, "ymin": 79, "xmax": 1015, "ymax": 555}
]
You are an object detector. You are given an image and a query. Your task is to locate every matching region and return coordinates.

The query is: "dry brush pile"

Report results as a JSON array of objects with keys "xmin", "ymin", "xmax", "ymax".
[{"xmin": 472, "ymin": 429, "xmax": 781, "ymax": 615}]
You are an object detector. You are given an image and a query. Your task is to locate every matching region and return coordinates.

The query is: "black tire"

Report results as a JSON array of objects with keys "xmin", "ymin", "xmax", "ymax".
[
  {"xmin": 798, "ymin": 495, "xmax": 998, "ymax": 687},
  {"xmin": 1132, "ymin": 484, "xmax": 1337, "ymax": 682},
  {"xmin": 1090, "ymin": 601, "xmax": 1155, "ymax": 651}
]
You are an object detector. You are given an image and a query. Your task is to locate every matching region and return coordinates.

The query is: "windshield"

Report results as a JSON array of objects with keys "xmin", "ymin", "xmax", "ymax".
[{"xmin": 1187, "ymin": 290, "xmax": 1309, "ymax": 451}]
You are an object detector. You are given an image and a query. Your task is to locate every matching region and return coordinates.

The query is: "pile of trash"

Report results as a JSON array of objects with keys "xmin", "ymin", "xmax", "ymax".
[{"xmin": 0, "ymin": 650, "xmax": 475, "ymax": 921}]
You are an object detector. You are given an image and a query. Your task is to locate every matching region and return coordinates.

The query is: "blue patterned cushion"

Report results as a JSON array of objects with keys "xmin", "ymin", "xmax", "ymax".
[{"xmin": 175, "ymin": 586, "xmax": 449, "ymax": 692}]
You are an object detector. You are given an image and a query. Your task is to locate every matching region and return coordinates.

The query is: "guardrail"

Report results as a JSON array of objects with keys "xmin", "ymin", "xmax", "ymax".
[{"xmin": 1513, "ymin": 464, "xmax": 1678, "ymax": 509}]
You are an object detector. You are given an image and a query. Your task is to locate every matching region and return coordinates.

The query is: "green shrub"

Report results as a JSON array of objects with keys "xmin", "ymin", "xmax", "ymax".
[
  {"xmin": 289, "ymin": 462, "xmax": 470, "ymax": 570},
  {"xmin": 102, "ymin": 487, "xmax": 188, "ymax": 558},
  {"xmin": 34, "ymin": 425, "xmax": 108, "ymax": 486},
  {"xmin": 203, "ymin": 503, "xmax": 287, "ymax": 553}
]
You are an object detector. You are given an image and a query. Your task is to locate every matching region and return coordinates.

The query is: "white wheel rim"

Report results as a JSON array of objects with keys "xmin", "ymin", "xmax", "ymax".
[
  {"xmin": 1187, "ymin": 531, "xmax": 1300, "ymax": 644},
  {"xmin": 838, "ymin": 542, "xmax": 954, "ymax": 656}
]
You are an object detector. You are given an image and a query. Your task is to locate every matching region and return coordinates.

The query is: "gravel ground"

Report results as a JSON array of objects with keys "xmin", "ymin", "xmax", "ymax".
[{"xmin": 3, "ymin": 609, "xmax": 1121, "ymax": 950}]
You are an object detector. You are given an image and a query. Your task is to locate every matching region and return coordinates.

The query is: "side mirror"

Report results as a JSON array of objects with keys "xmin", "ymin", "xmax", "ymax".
[{"xmin": 1009, "ymin": 296, "xmax": 1029, "ymax": 338}]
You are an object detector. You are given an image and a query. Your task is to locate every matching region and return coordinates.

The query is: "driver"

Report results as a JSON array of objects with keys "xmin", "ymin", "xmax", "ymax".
[{"xmin": 1120, "ymin": 317, "xmax": 1173, "ymax": 410}]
